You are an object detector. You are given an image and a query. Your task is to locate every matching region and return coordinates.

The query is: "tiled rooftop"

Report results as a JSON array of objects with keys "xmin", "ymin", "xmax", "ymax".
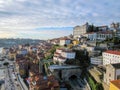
[
  {"xmin": 110, "ymin": 79, "xmax": 120, "ymax": 89},
  {"xmin": 105, "ymin": 50, "xmax": 120, "ymax": 55}
]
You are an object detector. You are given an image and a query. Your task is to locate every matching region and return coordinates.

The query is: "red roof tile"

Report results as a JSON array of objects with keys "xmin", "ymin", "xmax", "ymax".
[{"xmin": 105, "ymin": 50, "xmax": 120, "ymax": 55}]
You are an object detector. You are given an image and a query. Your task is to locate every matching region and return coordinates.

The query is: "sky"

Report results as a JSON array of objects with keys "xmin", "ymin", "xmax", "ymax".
[{"xmin": 0, "ymin": 0, "xmax": 120, "ymax": 39}]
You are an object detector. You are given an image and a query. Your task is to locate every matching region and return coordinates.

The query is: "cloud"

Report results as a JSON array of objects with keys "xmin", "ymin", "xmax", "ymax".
[{"xmin": 0, "ymin": 0, "xmax": 120, "ymax": 39}]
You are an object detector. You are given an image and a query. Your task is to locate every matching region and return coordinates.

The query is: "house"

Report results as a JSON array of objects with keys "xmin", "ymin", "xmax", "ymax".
[
  {"xmin": 85, "ymin": 31, "xmax": 113, "ymax": 41},
  {"xmin": 59, "ymin": 38, "xmax": 71, "ymax": 46},
  {"xmin": 53, "ymin": 48, "xmax": 76, "ymax": 65},
  {"xmin": 109, "ymin": 80, "xmax": 120, "ymax": 90},
  {"xmin": 104, "ymin": 63, "xmax": 120, "ymax": 85},
  {"xmin": 29, "ymin": 74, "xmax": 59, "ymax": 90},
  {"xmin": 72, "ymin": 40, "xmax": 79, "ymax": 45},
  {"xmin": 103, "ymin": 50, "xmax": 120, "ymax": 65}
]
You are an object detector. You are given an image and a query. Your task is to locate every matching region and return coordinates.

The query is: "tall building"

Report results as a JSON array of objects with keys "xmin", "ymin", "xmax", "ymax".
[{"xmin": 73, "ymin": 22, "xmax": 89, "ymax": 39}]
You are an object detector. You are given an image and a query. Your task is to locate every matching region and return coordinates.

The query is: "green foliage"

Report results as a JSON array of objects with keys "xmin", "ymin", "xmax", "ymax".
[
  {"xmin": 112, "ymin": 37, "xmax": 120, "ymax": 44},
  {"xmin": 87, "ymin": 74, "xmax": 103, "ymax": 90},
  {"xmin": 73, "ymin": 50, "xmax": 90, "ymax": 67},
  {"xmin": 88, "ymin": 77, "xmax": 96, "ymax": 90},
  {"xmin": 65, "ymin": 59, "xmax": 75, "ymax": 65},
  {"xmin": 45, "ymin": 45, "xmax": 60, "ymax": 60},
  {"xmin": 96, "ymin": 83, "xmax": 104, "ymax": 90}
]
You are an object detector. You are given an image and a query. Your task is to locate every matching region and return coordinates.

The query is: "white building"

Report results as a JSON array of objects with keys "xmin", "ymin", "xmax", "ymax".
[
  {"xmin": 104, "ymin": 63, "xmax": 120, "ymax": 85},
  {"xmin": 61, "ymin": 50, "xmax": 76, "ymax": 59},
  {"xmin": 103, "ymin": 50, "xmax": 120, "ymax": 65},
  {"xmin": 85, "ymin": 31, "xmax": 113, "ymax": 41},
  {"xmin": 53, "ymin": 48, "xmax": 76, "ymax": 65},
  {"xmin": 60, "ymin": 38, "xmax": 71, "ymax": 46},
  {"xmin": 90, "ymin": 56, "xmax": 103, "ymax": 65}
]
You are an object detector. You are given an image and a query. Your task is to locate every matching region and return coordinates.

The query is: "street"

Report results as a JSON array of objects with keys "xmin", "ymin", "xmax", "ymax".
[{"xmin": 0, "ymin": 54, "xmax": 22, "ymax": 90}]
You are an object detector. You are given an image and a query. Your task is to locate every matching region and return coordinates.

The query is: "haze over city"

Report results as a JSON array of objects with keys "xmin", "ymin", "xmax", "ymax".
[{"xmin": 0, "ymin": 0, "xmax": 120, "ymax": 39}]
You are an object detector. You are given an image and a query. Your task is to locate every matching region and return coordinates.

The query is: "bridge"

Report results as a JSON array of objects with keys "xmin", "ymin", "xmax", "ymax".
[{"xmin": 48, "ymin": 65, "xmax": 82, "ymax": 81}]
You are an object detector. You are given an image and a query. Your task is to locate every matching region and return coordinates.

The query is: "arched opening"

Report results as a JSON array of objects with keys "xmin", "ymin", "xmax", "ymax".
[{"xmin": 69, "ymin": 75, "xmax": 77, "ymax": 80}]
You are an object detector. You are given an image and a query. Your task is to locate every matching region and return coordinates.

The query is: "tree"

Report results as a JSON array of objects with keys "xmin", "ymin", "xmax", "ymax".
[
  {"xmin": 88, "ymin": 24, "xmax": 94, "ymax": 32},
  {"xmin": 96, "ymin": 83, "xmax": 104, "ymax": 90},
  {"xmin": 112, "ymin": 37, "xmax": 120, "ymax": 44}
]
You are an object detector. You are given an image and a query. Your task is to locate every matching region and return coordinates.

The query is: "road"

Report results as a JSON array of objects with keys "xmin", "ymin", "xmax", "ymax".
[
  {"xmin": 0, "ymin": 54, "xmax": 22, "ymax": 90},
  {"xmin": 69, "ymin": 77, "xmax": 90, "ymax": 90}
]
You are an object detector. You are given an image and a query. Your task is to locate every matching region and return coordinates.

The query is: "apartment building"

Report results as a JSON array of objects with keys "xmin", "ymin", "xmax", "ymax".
[
  {"xmin": 59, "ymin": 38, "xmax": 71, "ymax": 46},
  {"xmin": 103, "ymin": 50, "xmax": 120, "ymax": 65},
  {"xmin": 53, "ymin": 48, "xmax": 76, "ymax": 65},
  {"xmin": 85, "ymin": 31, "xmax": 113, "ymax": 41}
]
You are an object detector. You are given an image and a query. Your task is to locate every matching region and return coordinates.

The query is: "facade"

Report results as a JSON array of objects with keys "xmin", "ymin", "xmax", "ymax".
[
  {"xmin": 72, "ymin": 40, "xmax": 79, "ymax": 45},
  {"xmin": 73, "ymin": 22, "xmax": 89, "ymax": 39},
  {"xmin": 85, "ymin": 31, "xmax": 113, "ymax": 41},
  {"xmin": 104, "ymin": 63, "xmax": 120, "ymax": 85},
  {"xmin": 90, "ymin": 56, "xmax": 103, "ymax": 65},
  {"xmin": 59, "ymin": 38, "xmax": 71, "ymax": 46},
  {"xmin": 103, "ymin": 50, "xmax": 120, "ymax": 65},
  {"xmin": 109, "ymin": 80, "xmax": 120, "ymax": 90},
  {"xmin": 53, "ymin": 48, "xmax": 76, "ymax": 65}
]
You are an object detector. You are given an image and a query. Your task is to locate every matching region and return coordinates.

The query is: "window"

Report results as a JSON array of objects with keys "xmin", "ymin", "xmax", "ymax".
[{"xmin": 117, "ymin": 75, "xmax": 120, "ymax": 79}]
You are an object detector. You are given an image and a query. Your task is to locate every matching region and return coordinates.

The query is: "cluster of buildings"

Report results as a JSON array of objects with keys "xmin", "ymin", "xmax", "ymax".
[
  {"xmin": 72, "ymin": 22, "xmax": 120, "ymax": 90},
  {"xmin": 73, "ymin": 22, "xmax": 120, "ymax": 41},
  {"xmin": 2, "ymin": 43, "xmax": 60, "ymax": 90},
  {"xmin": 2, "ymin": 22, "xmax": 120, "ymax": 90},
  {"xmin": 53, "ymin": 48, "xmax": 76, "ymax": 65}
]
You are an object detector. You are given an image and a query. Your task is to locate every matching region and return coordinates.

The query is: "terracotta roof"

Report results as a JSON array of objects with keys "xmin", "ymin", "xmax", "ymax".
[
  {"xmin": 62, "ymin": 50, "xmax": 74, "ymax": 53},
  {"xmin": 110, "ymin": 79, "xmax": 120, "ymax": 89},
  {"xmin": 105, "ymin": 50, "xmax": 120, "ymax": 55},
  {"xmin": 86, "ymin": 32, "xmax": 96, "ymax": 34},
  {"xmin": 58, "ymin": 56, "xmax": 66, "ymax": 60},
  {"xmin": 57, "ymin": 48, "xmax": 64, "ymax": 50},
  {"xmin": 54, "ymin": 52, "xmax": 60, "ymax": 55},
  {"xmin": 29, "ymin": 74, "xmax": 59, "ymax": 90},
  {"xmin": 60, "ymin": 38, "xmax": 71, "ymax": 40},
  {"xmin": 97, "ymin": 31, "xmax": 112, "ymax": 34}
]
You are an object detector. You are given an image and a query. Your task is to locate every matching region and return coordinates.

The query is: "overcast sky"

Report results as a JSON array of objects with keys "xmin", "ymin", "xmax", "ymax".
[{"xmin": 0, "ymin": 0, "xmax": 120, "ymax": 39}]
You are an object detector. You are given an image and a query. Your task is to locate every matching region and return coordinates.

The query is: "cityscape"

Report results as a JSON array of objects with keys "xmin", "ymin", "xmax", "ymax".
[{"xmin": 0, "ymin": 0, "xmax": 120, "ymax": 90}]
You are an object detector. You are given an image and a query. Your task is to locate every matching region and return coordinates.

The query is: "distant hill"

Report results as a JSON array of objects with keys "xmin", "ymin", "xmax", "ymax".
[{"xmin": 0, "ymin": 38, "xmax": 44, "ymax": 47}]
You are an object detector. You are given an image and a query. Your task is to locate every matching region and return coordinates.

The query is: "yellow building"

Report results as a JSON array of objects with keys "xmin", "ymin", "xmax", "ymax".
[
  {"xmin": 109, "ymin": 80, "xmax": 120, "ymax": 90},
  {"xmin": 72, "ymin": 40, "xmax": 79, "ymax": 45}
]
